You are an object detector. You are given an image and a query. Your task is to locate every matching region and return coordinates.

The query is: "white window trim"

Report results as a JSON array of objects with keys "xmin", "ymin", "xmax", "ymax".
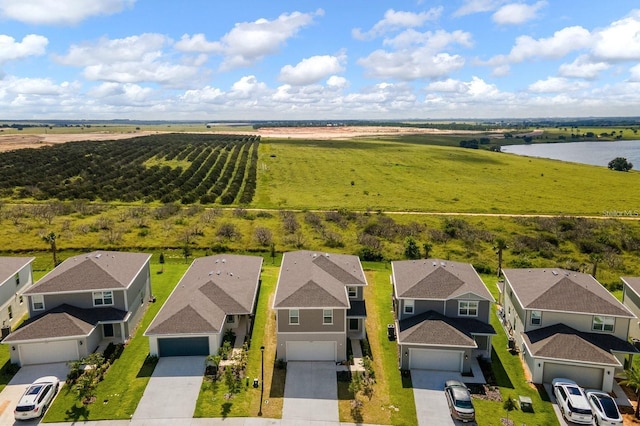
[
  {"xmin": 592, "ymin": 315, "xmax": 615, "ymax": 332},
  {"xmin": 289, "ymin": 309, "xmax": 299, "ymax": 325},
  {"xmin": 347, "ymin": 286, "xmax": 357, "ymax": 298},
  {"xmin": 404, "ymin": 299, "xmax": 414, "ymax": 315},
  {"xmin": 458, "ymin": 300, "xmax": 479, "ymax": 317},
  {"xmin": 32, "ymin": 294, "xmax": 45, "ymax": 311},
  {"xmin": 323, "ymin": 309, "xmax": 333, "ymax": 325},
  {"xmin": 530, "ymin": 310, "xmax": 542, "ymax": 326},
  {"xmin": 93, "ymin": 290, "xmax": 114, "ymax": 307}
]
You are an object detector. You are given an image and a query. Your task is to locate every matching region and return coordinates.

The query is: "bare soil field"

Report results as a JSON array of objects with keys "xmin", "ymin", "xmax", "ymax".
[{"xmin": 0, "ymin": 126, "xmax": 482, "ymax": 152}]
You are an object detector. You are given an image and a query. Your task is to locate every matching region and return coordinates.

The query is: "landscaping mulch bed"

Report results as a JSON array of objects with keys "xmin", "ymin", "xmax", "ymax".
[{"xmin": 468, "ymin": 383, "xmax": 502, "ymax": 402}]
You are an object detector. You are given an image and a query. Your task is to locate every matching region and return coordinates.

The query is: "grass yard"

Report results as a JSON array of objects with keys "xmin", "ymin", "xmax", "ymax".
[
  {"xmin": 255, "ymin": 137, "xmax": 640, "ymax": 214},
  {"xmin": 338, "ymin": 264, "xmax": 417, "ymax": 425},
  {"xmin": 194, "ymin": 264, "xmax": 284, "ymax": 418},
  {"xmin": 43, "ymin": 260, "xmax": 188, "ymax": 421}
]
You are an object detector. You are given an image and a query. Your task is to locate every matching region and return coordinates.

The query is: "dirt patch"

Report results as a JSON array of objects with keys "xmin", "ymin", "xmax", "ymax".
[{"xmin": 0, "ymin": 131, "xmax": 155, "ymax": 152}]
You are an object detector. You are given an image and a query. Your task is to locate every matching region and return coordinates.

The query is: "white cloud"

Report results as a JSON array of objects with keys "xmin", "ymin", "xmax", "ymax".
[
  {"xmin": 180, "ymin": 86, "xmax": 225, "ymax": 104},
  {"xmin": 278, "ymin": 54, "xmax": 345, "ymax": 86},
  {"xmin": 528, "ymin": 76, "xmax": 589, "ymax": 93},
  {"xmin": 326, "ymin": 76, "xmax": 348, "ymax": 89},
  {"xmin": 56, "ymin": 34, "xmax": 167, "ymax": 66},
  {"xmin": 453, "ymin": 0, "xmax": 506, "ymax": 17},
  {"xmin": 0, "ymin": 0, "xmax": 135, "ymax": 25},
  {"xmin": 592, "ymin": 10, "xmax": 640, "ymax": 61},
  {"xmin": 508, "ymin": 26, "xmax": 592, "ymax": 62},
  {"xmin": 352, "ymin": 8, "xmax": 442, "ymax": 40},
  {"xmin": 175, "ymin": 34, "xmax": 218, "ymax": 53},
  {"xmin": 492, "ymin": 1, "xmax": 547, "ymax": 25},
  {"xmin": 384, "ymin": 29, "xmax": 473, "ymax": 50},
  {"xmin": 228, "ymin": 75, "xmax": 269, "ymax": 99},
  {"xmin": 87, "ymin": 82, "xmax": 154, "ymax": 105},
  {"xmin": 629, "ymin": 64, "xmax": 640, "ymax": 82},
  {"xmin": 558, "ymin": 55, "xmax": 610, "ymax": 79},
  {"xmin": 215, "ymin": 10, "xmax": 323, "ymax": 70},
  {"xmin": 0, "ymin": 34, "xmax": 48, "ymax": 63},
  {"xmin": 425, "ymin": 78, "xmax": 468, "ymax": 93}
]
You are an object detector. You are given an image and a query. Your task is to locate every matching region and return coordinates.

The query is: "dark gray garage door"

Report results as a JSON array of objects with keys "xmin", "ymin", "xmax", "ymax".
[{"xmin": 158, "ymin": 337, "xmax": 209, "ymax": 357}]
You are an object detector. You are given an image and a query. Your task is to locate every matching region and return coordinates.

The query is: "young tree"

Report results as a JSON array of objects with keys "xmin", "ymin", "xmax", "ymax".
[
  {"xmin": 494, "ymin": 238, "xmax": 508, "ymax": 277},
  {"xmin": 42, "ymin": 231, "xmax": 59, "ymax": 266},
  {"xmin": 404, "ymin": 237, "xmax": 421, "ymax": 259},
  {"xmin": 159, "ymin": 252, "xmax": 165, "ymax": 273},
  {"xmin": 503, "ymin": 395, "xmax": 517, "ymax": 424},
  {"xmin": 608, "ymin": 157, "xmax": 633, "ymax": 171},
  {"xmin": 423, "ymin": 242, "xmax": 432, "ymax": 259},
  {"xmin": 182, "ymin": 244, "xmax": 192, "ymax": 264}
]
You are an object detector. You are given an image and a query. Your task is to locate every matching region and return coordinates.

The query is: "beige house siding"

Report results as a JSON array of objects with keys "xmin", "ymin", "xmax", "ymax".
[{"xmin": 31, "ymin": 290, "xmax": 126, "ymax": 315}]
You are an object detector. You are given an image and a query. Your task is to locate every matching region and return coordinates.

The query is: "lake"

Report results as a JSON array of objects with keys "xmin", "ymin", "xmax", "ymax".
[{"xmin": 501, "ymin": 140, "xmax": 640, "ymax": 168}]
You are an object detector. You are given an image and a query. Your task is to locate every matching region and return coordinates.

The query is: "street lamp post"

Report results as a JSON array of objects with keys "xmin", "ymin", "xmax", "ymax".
[{"xmin": 259, "ymin": 345, "xmax": 265, "ymax": 416}]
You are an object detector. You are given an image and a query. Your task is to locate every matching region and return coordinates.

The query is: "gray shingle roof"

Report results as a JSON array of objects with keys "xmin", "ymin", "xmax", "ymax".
[
  {"xmin": 0, "ymin": 257, "xmax": 35, "ymax": 284},
  {"xmin": 523, "ymin": 323, "xmax": 637, "ymax": 365},
  {"xmin": 392, "ymin": 259, "xmax": 494, "ymax": 301},
  {"xmin": 3, "ymin": 303, "xmax": 127, "ymax": 342},
  {"xmin": 622, "ymin": 277, "xmax": 640, "ymax": 298},
  {"xmin": 145, "ymin": 254, "xmax": 262, "ymax": 336},
  {"xmin": 398, "ymin": 310, "xmax": 496, "ymax": 346},
  {"xmin": 273, "ymin": 251, "xmax": 366, "ymax": 309},
  {"xmin": 503, "ymin": 268, "xmax": 634, "ymax": 317},
  {"xmin": 24, "ymin": 251, "xmax": 151, "ymax": 294}
]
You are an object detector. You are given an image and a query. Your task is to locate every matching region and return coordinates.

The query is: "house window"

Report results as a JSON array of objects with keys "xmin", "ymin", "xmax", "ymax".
[
  {"xmin": 289, "ymin": 309, "xmax": 299, "ymax": 325},
  {"xmin": 19, "ymin": 295, "xmax": 23, "ymax": 305},
  {"xmin": 227, "ymin": 315, "xmax": 235, "ymax": 324},
  {"xmin": 458, "ymin": 301, "xmax": 478, "ymax": 317},
  {"xmin": 32, "ymin": 294, "xmax": 44, "ymax": 311},
  {"xmin": 349, "ymin": 318, "xmax": 359, "ymax": 331},
  {"xmin": 347, "ymin": 286, "xmax": 357, "ymax": 298},
  {"xmin": 8, "ymin": 306, "xmax": 12, "ymax": 320},
  {"xmin": 93, "ymin": 291, "xmax": 114, "ymax": 306},
  {"xmin": 593, "ymin": 316, "xmax": 615, "ymax": 332},
  {"xmin": 323, "ymin": 309, "xmax": 333, "ymax": 325},
  {"xmin": 530, "ymin": 310, "xmax": 542, "ymax": 326},
  {"xmin": 15, "ymin": 273, "xmax": 20, "ymax": 286},
  {"xmin": 404, "ymin": 299, "xmax": 414, "ymax": 315}
]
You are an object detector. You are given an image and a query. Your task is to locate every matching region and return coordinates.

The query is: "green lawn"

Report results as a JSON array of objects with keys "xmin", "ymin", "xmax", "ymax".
[{"xmin": 43, "ymin": 260, "xmax": 188, "ymax": 422}]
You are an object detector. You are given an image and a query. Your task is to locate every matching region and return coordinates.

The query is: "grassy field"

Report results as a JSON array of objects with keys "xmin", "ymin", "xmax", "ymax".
[{"xmin": 255, "ymin": 137, "xmax": 640, "ymax": 214}]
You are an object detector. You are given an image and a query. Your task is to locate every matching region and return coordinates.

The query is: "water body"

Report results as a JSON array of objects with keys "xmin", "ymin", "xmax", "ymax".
[{"xmin": 501, "ymin": 140, "xmax": 640, "ymax": 168}]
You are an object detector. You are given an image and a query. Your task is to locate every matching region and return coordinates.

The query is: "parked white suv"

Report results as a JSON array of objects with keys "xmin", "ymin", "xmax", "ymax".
[{"xmin": 552, "ymin": 378, "xmax": 593, "ymax": 425}]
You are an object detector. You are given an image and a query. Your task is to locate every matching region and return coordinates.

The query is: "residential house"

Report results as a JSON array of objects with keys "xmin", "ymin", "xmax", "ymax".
[
  {"xmin": 622, "ymin": 277, "xmax": 640, "ymax": 342},
  {"xmin": 502, "ymin": 268, "xmax": 637, "ymax": 392},
  {"xmin": 3, "ymin": 251, "xmax": 152, "ymax": 366},
  {"xmin": 145, "ymin": 254, "xmax": 263, "ymax": 357},
  {"xmin": 273, "ymin": 251, "xmax": 367, "ymax": 362},
  {"xmin": 392, "ymin": 259, "xmax": 496, "ymax": 372},
  {"xmin": 0, "ymin": 257, "xmax": 35, "ymax": 334}
]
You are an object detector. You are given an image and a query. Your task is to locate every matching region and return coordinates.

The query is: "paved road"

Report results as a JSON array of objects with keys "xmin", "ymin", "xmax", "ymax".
[
  {"xmin": 132, "ymin": 356, "xmax": 205, "ymax": 421},
  {"xmin": 0, "ymin": 362, "xmax": 69, "ymax": 426},
  {"xmin": 282, "ymin": 362, "xmax": 338, "ymax": 423}
]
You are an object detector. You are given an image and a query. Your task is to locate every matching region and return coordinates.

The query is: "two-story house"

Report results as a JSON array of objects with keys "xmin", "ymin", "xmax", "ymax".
[
  {"xmin": 3, "ymin": 251, "xmax": 152, "ymax": 366},
  {"xmin": 273, "ymin": 251, "xmax": 367, "ymax": 362},
  {"xmin": 0, "ymin": 257, "xmax": 35, "ymax": 334},
  {"xmin": 503, "ymin": 268, "xmax": 637, "ymax": 392},
  {"xmin": 392, "ymin": 259, "xmax": 496, "ymax": 372},
  {"xmin": 621, "ymin": 277, "xmax": 640, "ymax": 341},
  {"xmin": 145, "ymin": 254, "xmax": 262, "ymax": 357}
]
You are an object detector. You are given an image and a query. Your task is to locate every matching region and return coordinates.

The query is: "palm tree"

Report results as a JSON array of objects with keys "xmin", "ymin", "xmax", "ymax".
[
  {"xmin": 42, "ymin": 231, "xmax": 59, "ymax": 266},
  {"xmin": 621, "ymin": 367, "xmax": 640, "ymax": 418},
  {"xmin": 494, "ymin": 238, "xmax": 508, "ymax": 277}
]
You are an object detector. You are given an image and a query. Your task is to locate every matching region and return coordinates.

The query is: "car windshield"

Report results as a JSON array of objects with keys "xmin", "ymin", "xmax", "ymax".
[
  {"xmin": 599, "ymin": 396, "xmax": 620, "ymax": 419},
  {"xmin": 455, "ymin": 399, "xmax": 474, "ymax": 409},
  {"xmin": 26, "ymin": 385, "xmax": 42, "ymax": 395}
]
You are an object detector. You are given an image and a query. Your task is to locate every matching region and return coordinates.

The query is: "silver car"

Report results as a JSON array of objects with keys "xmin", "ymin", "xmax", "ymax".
[
  {"xmin": 585, "ymin": 389, "xmax": 623, "ymax": 426},
  {"xmin": 444, "ymin": 379, "xmax": 475, "ymax": 422},
  {"xmin": 14, "ymin": 376, "xmax": 60, "ymax": 420}
]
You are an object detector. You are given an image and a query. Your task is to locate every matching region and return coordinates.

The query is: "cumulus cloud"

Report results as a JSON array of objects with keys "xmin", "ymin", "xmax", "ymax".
[
  {"xmin": 558, "ymin": 55, "xmax": 610, "ymax": 79},
  {"xmin": 352, "ymin": 8, "xmax": 442, "ymax": 40},
  {"xmin": 528, "ymin": 77, "xmax": 590, "ymax": 93},
  {"xmin": 214, "ymin": 10, "xmax": 323, "ymax": 70},
  {"xmin": 175, "ymin": 33, "xmax": 218, "ymax": 53},
  {"xmin": 358, "ymin": 29, "xmax": 472, "ymax": 81},
  {"xmin": 492, "ymin": 1, "xmax": 547, "ymax": 25},
  {"xmin": 326, "ymin": 76, "xmax": 348, "ymax": 89},
  {"xmin": 629, "ymin": 64, "xmax": 640, "ymax": 82},
  {"xmin": 278, "ymin": 53, "xmax": 345, "ymax": 86},
  {"xmin": 592, "ymin": 10, "xmax": 640, "ymax": 61},
  {"xmin": 453, "ymin": 0, "xmax": 506, "ymax": 17},
  {"xmin": 0, "ymin": 34, "xmax": 48, "ymax": 63},
  {"xmin": 0, "ymin": 0, "xmax": 135, "ymax": 25}
]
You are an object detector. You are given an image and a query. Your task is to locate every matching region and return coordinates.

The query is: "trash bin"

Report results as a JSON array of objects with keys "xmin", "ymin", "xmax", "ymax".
[{"xmin": 387, "ymin": 324, "xmax": 396, "ymax": 341}]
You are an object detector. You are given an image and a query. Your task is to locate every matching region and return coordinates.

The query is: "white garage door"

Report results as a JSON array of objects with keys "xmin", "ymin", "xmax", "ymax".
[
  {"xmin": 19, "ymin": 340, "xmax": 79, "ymax": 365},
  {"xmin": 409, "ymin": 348, "xmax": 463, "ymax": 371},
  {"xmin": 286, "ymin": 341, "xmax": 336, "ymax": 361},
  {"xmin": 542, "ymin": 362, "xmax": 604, "ymax": 390}
]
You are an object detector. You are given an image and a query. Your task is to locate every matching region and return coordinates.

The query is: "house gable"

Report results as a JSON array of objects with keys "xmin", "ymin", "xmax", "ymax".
[{"xmin": 277, "ymin": 280, "xmax": 347, "ymax": 308}]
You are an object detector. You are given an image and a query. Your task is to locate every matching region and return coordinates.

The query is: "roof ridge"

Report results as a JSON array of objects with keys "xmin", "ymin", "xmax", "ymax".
[{"xmin": 278, "ymin": 279, "xmax": 345, "ymax": 307}]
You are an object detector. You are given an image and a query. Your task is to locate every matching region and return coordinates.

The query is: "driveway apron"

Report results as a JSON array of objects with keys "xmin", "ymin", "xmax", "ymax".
[
  {"xmin": 283, "ymin": 361, "xmax": 338, "ymax": 422},
  {"xmin": 0, "ymin": 362, "xmax": 69, "ymax": 426},
  {"xmin": 411, "ymin": 370, "xmax": 475, "ymax": 426},
  {"xmin": 132, "ymin": 356, "xmax": 205, "ymax": 421}
]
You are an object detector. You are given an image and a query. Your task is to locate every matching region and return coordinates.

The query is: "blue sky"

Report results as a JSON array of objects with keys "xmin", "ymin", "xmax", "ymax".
[{"xmin": 1, "ymin": 0, "xmax": 640, "ymax": 120}]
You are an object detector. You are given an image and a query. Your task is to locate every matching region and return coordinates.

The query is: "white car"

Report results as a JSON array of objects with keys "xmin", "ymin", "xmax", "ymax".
[
  {"xmin": 552, "ymin": 378, "xmax": 593, "ymax": 425},
  {"xmin": 585, "ymin": 389, "xmax": 623, "ymax": 426},
  {"xmin": 14, "ymin": 376, "xmax": 60, "ymax": 420}
]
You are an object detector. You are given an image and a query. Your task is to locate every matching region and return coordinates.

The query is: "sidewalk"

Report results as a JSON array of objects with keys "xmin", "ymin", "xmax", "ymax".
[{"xmin": 49, "ymin": 418, "xmax": 388, "ymax": 426}]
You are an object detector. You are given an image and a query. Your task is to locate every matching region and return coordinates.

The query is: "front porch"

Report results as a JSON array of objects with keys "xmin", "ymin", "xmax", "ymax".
[{"xmin": 347, "ymin": 300, "xmax": 367, "ymax": 340}]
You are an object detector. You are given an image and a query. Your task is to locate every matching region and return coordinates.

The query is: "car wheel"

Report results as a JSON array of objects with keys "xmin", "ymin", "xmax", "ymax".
[{"xmin": 40, "ymin": 404, "xmax": 47, "ymax": 418}]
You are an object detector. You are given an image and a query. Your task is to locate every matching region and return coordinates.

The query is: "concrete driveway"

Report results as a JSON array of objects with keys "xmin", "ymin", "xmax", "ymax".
[
  {"xmin": 411, "ymin": 370, "xmax": 476, "ymax": 426},
  {"xmin": 283, "ymin": 361, "xmax": 338, "ymax": 422},
  {"xmin": 0, "ymin": 362, "xmax": 69, "ymax": 426},
  {"xmin": 132, "ymin": 356, "xmax": 205, "ymax": 421}
]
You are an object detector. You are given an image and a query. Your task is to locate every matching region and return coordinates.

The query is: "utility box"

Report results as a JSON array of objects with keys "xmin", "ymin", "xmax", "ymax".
[{"xmin": 387, "ymin": 324, "xmax": 396, "ymax": 341}]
